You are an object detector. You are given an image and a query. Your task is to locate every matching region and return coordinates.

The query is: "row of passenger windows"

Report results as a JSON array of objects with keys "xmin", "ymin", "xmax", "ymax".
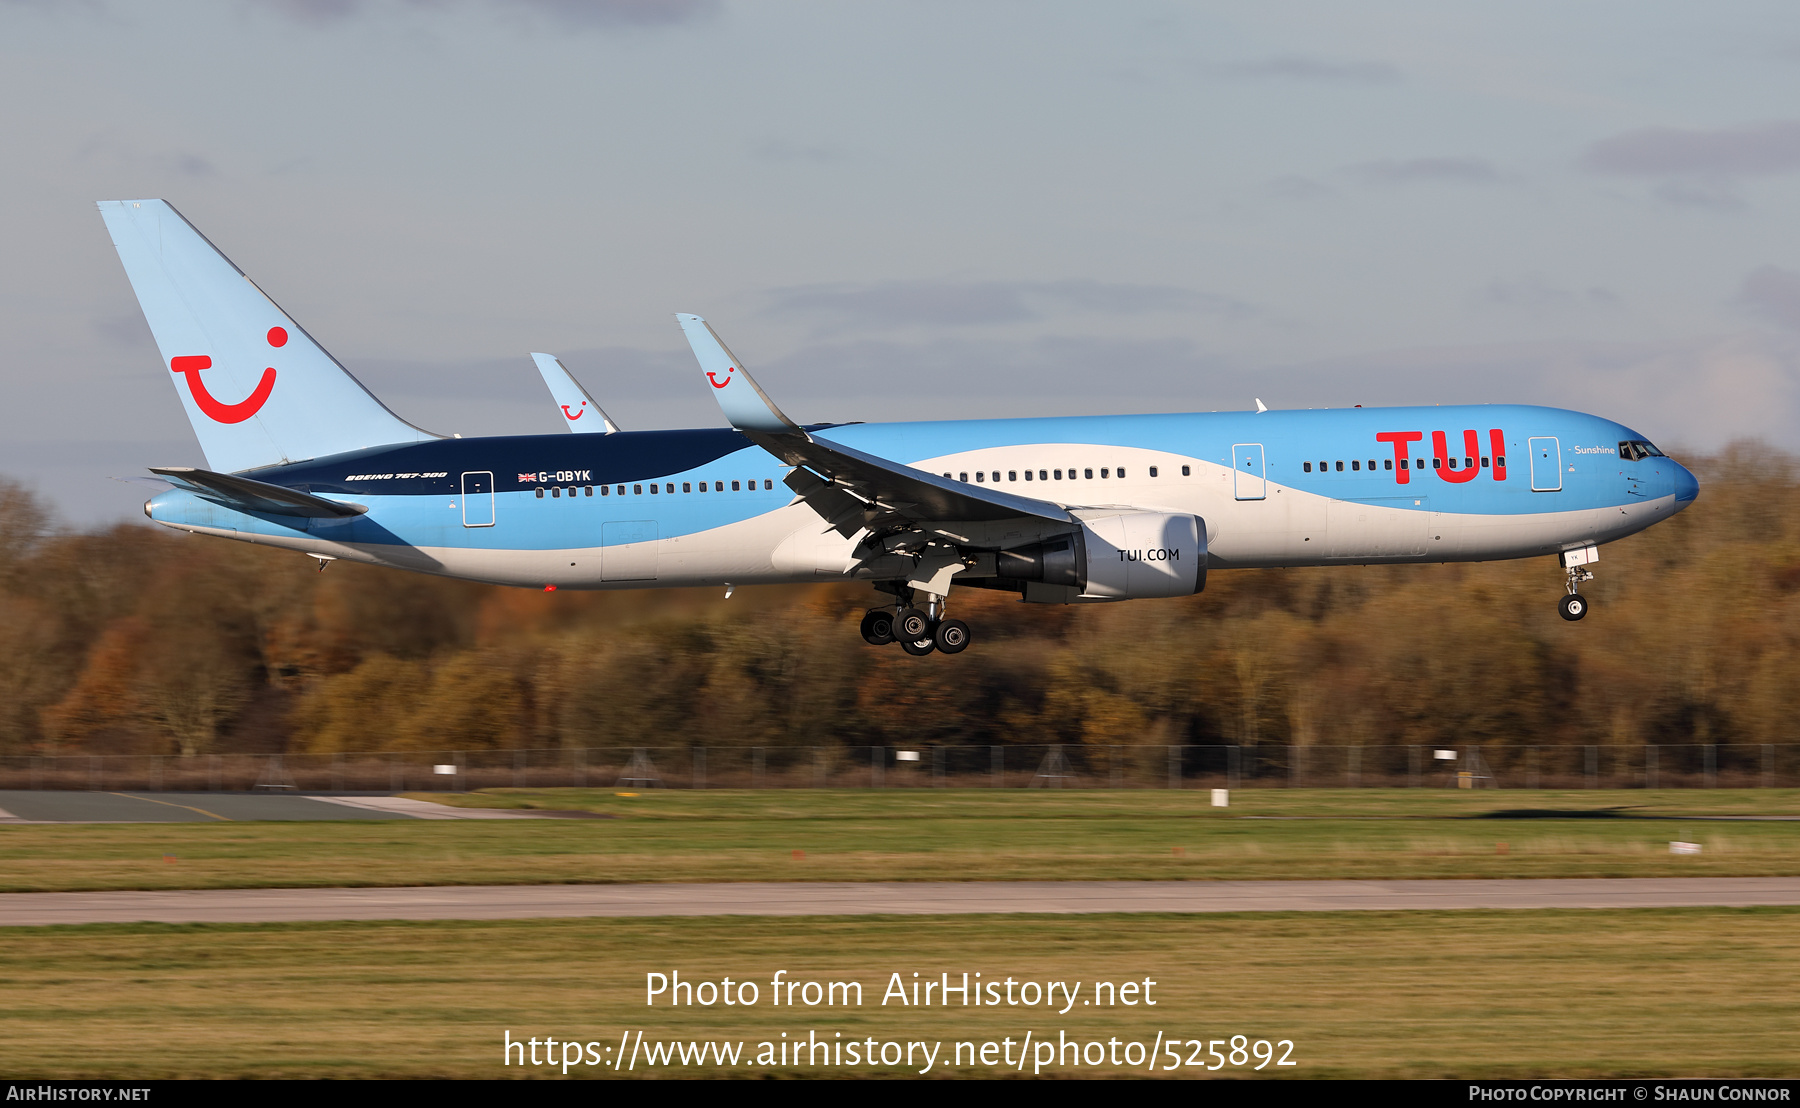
[
  {"xmin": 941, "ymin": 465, "xmax": 1193, "ymax": 483},
  {"xmin": 536, "ymin": 479, "xmax": 775, "ymax": 499},
  {"xmin": 1303, "ymin": 456, "xmax": 1507, "ymax": 473}
]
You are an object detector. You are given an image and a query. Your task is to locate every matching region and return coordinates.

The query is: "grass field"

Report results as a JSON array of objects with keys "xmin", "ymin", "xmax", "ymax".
[
  {"xmin": 0, "ymin": 789, "xmax": 1795, "ymax": 893},
  {"xmin": 3, "ymin": 908, "xmax": 1796, "ymax": 1078}
]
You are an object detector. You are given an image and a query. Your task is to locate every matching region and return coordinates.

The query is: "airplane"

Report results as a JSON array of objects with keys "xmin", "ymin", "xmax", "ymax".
[
  {"xmin": 99, "ymin": 199, "xmax": 1700, "ymax": 656},
  {"xmin": 532, "ymin": 352, "xmax": 619, "ymax": 434}
]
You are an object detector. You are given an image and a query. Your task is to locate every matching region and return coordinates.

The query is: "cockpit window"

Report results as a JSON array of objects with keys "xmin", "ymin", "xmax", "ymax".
[{"xmin": 1619, "ymin": 440, "xmax": 1665, "ymax": 461}]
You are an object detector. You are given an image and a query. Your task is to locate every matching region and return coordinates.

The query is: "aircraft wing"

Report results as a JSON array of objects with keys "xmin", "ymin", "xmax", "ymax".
[
  {"xmin": 150, "ymin": 466, "xmax": 367, "ymax": 518},
  {"xmin": 675, "ymin": 314, "xmax": 1074, "ymax": 538},
  {"xmin": 531, "ymin": 353, "xmax": 620, "ymax": 434}
]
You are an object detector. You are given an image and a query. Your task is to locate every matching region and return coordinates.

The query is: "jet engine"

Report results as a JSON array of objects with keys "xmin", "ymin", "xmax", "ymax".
[{"xmin": 996, "ymin": 512, "xmax": 1205, "ymax": 600}]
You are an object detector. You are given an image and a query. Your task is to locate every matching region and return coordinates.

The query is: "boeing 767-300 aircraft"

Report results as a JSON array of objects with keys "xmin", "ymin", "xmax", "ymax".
[{"xmin": 99, "ymin": 199, "xmax": 1699, "ymax": 656}]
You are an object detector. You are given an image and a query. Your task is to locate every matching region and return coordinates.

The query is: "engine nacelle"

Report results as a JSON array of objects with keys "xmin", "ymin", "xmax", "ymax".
[
  {"xmin": 1077, "ymin": 511, "xmax": 1205, "ymax": 599},
  {"xmin": 996, "ymin": 512, "xmax": 1205, "ymax": 600}
]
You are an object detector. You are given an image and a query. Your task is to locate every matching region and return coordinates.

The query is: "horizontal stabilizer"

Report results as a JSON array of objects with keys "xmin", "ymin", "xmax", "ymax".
[
  {"xmin": 531, "ymin": 353, "xmax": 619, "ymax": 434},
  {"xmin": 149, "ymin": 466, "xmax": 366, "ymax": 518}
]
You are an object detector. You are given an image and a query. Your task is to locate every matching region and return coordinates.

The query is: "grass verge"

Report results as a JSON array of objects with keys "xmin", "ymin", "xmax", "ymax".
[
  {"xmin": 0, "ymin": 789, "xmax": 1795, "ymax": 893},
  {"xmin": 2, "ymin": 908, "xmax": 1795, "ymax": 1078}
]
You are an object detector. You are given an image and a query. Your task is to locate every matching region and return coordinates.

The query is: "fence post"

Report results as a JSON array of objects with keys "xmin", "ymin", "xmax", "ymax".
[{"xmin": 1704, "ymin": 744, "xmax": 1716, "ymax": 789}]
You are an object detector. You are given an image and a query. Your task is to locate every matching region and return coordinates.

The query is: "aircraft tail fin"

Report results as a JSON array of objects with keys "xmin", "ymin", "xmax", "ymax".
[
  {"xmin": 531, "ymin": 353, "xmax": 619, "ymax": 434},
  {"xmin": 675, "ymin": 313, "xmax": 800, "ymax": 433},
  {"xmin": 97, "ymin": 199, "xmax": 437, "ymax": 474}
]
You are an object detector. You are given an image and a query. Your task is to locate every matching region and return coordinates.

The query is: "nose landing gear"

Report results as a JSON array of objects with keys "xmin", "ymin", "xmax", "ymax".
[{"xmin": 1558, "ymin": 545, "xmax": 1598, "ymax": 622}]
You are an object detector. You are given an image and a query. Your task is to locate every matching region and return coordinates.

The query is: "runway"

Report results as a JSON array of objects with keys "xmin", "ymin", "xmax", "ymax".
[
  {"xmin": 3, "ymin": 877, "xmax": 1798, "ymax": 925},
  {"xmin": 0, "ymin": 791, "xmax": 554, "ymax": 822}
]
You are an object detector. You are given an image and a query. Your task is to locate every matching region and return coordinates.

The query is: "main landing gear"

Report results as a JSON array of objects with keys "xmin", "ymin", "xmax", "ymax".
[{"xmin": 861, "ymin": 591, "xmax": 971, "ymax": 656}]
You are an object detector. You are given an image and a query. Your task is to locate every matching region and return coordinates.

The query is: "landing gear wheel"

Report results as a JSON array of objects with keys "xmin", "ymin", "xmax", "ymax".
[
  {"xmin": 894, "ymin": 607, "xmax": 931, "ymax": 641},
  {"xmin": 934, "ymin": 618, "xmax": 971, "ymax": 654},
  {"xmin": 900, "ymin": 633, "xmax": 937, "ymax": 657},
  {"xmin": 1559, "ymin": 593, "xmax": 1589, "ymax": 622},
  {"xmin": 860, "ymin": 609, "xmax": 895, "ymax": 646}
]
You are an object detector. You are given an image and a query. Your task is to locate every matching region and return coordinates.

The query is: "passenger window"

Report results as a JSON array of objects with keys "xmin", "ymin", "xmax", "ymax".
[
  {"xmin": 1335, "ymin": 461, "xmax": 1343, "ymax": 472},
  {"xmin": 1039, "ymin": 469, "xmax": 1048, "ymax": 480},
  {"xmin": 585, "ymin": 486, "xmax": 593, "ymax": 496},
  {"xmin": 763, "ymin": 479, "xmax": 772, "ymax": 490},
  {"xmin": 1465, "ymin": 458, "xmax": 1473, "ymax": 468},
  {"xmin": 1481, "ymin": 457, "xmax": 1489, "ymax": 468},
  {"xmin": 1053, "ymin": 469, "xmax": 1062, "ymax": 480},
  {"xmin": 1181, "ymin": 465, "xmax": 1190, "ymax": 476},
  {"xmin": 1149, "ymin": 466, "xmax": 1158, "ymax": 477},
  {"xmin": 535, "ymin": 487, "xmax": 545, "ymax": 499},
  {"xmin": 1399, "ymin": 460, "xmax": 1408, "ymax": 470},
  {"xmin": 632, "ymin": 484, "xmax": 641, "ymax": 495},
  {"xmin": 618, "ymin": 486, "xmax": 626, "ymax": 496},
  {"xmin": 1384, "ymin": 459, "xmax": 1392, "ymax": 470},
  {"xmin": 1432, "ymin": 458, "xmax": 1441, "ymax": 469},
  {"xmin": 666, "ymin": 484, "xmax": 674, "ymax": 493},
  {"xmin": 1319, "ymin": 460, "xmax": 1327, "ymax": 471},
  {"xmin": 1022, "ymin": 471, "xmax": 1031, "ymax": 481},
  {"xmin": 959, "ymin": 472, "xmax": 968, "ymax": 483},
  {"xmin": 1084, "ymin": 468, "xmax": 1093, "ymax": 479},
  {"xmin": 1448, "ymin": 458, "xmax": 1457, "ymax": 470},
  {"xmin": 1351, "ymin": 460, "xmax": 1360, "ymax": 471},
  {"xmin": 976, "ymin": 472, "xmax": 985, "ymax": 483},
  {"xmin": 682, "ymin": 482, "xmax": 691, "ymax": 493},
  {"xmin": 649, "ymin": 484, "xmax": 658, "ymax": 494},
  {"xmin": 1101, "ymin": 468, "xmax": 1110, "ymax": 478},
  {"xmin": 1303, "ymin": 462, "xmax": 1312, "ymax": 473},
  {"xmin": 731, "ymin": 480, "xmax": 741, "ymax": 491},
  {"xmin": 601, "ymin": 485, "xmax": 609, "ymax": 496},
  {"xmin": 1118, "ymin": 468, "xmax": 1126, "ymax": 478},
  {"xmin": 1496, "ymin": 456, "xmax": 1506, "ymax": 468},
  {"xmin": 551, "ymin": 486, "xmax": 560, "ymax": 498}
]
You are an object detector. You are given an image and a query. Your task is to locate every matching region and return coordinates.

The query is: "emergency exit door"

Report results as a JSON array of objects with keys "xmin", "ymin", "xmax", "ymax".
[
  {"xmin": 1529, "ymin": 438, "xmax": 1562, "ymax": 492},
  {"xmin": 1232, "ymin": 443, "xmax": 1266, "ymax": 500},
  {"xmin": 460, "ymin": 471, "xmax": 494, "ymax": 527}
]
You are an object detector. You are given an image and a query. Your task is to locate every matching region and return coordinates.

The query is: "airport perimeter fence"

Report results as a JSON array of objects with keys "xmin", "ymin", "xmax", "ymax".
[{"xmin": 0, "ymin": 743, "xmax": 1797, "ymax": 792}]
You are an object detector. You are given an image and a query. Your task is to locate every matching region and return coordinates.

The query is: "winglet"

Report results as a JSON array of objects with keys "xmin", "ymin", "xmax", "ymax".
[
  {"xmin": 675, "ymin": 314, "xmax": 800, "ymax": 433},
  {"xmin": 530, "ymin": 353, "xmax": 620, "ymax": 434}
]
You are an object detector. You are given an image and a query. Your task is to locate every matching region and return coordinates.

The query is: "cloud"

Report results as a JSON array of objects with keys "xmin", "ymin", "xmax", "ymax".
[
  {"xmin": 1738, "ymin": 266, "xmax": 1800, "ymax": 331},
  {"xmin": 1478, "ymin": 276, "xmax": 1618, "ymax": 312},
  {"xmin": 1214, "ymin": 56, "xmax": 1399, "ymax": 84},
  {"xmin": 1348, "ymin": 157, "xmax": 1506, "ymax": 185},
  {"xmin": 1581, "ymin": 120, "xmax": 1800, "ymax": 177},
  {"xmin": 750, "ymin": 138, "xmax": 849, "ymax": 164},
  {"xmin": 252, "ymin": 0, "xmax": 720, "ymax": 29},
  {"xmin": 762, "ymin": 279, "xmax": 1252, "ymax": 332}
]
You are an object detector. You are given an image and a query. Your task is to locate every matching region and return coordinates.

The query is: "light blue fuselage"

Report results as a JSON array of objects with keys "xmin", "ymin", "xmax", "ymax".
[{"xmin": 146, "ymin": 403, "xmax": 1698, "ymax": 593}]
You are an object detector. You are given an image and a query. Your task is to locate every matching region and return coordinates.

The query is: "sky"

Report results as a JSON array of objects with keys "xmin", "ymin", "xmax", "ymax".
[{"xmin": 6, "ymin": 0, "xmax": 1800, "ymax": 523}]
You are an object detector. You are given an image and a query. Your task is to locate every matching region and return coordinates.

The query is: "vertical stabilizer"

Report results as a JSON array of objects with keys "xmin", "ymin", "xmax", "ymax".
[{"xmin": 97, "ymin": 199, "xmax": 437, "ymax": 473}]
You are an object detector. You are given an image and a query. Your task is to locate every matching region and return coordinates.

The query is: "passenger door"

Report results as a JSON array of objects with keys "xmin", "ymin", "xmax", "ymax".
[
  {"xmin": 1232, "ymin": 443, "xmax": 1266, "ymax": 501},
  {"xmin": 1529, "ymin": 437, "xmax": 1562, "ymax": 492},
  {"xmin": 460, "ymin": 471, "xmax": 494, "ymax": 527}
]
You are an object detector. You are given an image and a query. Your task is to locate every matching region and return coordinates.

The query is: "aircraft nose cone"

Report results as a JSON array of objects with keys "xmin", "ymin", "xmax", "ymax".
[{"xmin": 1673, "ymin": 463, "xmax": 1699, "ymax": 507}]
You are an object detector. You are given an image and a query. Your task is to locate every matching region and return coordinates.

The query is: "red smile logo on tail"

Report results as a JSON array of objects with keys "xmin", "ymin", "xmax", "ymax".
[
  {"xmin": 562, "ymin": 401, "xmax": 586, "ymax": 420},
  {"xmin": 706, "ymin": 366, "xmax": 735, "ymax": 389},
  {"xmin": 169, "ymin": 326, "xmax": 284, "ymax": 424}
]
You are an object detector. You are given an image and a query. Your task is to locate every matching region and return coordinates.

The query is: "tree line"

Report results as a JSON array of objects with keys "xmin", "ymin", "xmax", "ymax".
[{"xmin": 2, "ymin": 441, "xmax": 1795, "ymax": 759}]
